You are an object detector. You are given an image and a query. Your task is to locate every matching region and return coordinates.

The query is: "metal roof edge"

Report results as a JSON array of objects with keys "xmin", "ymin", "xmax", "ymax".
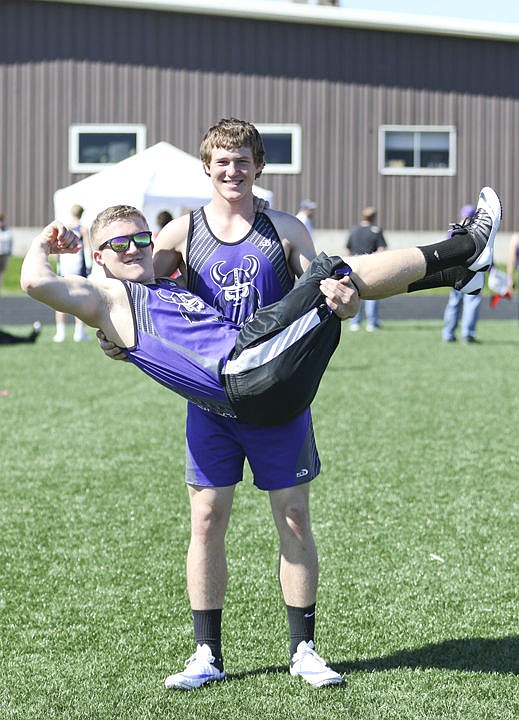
[{"xmin": 35, "ymin": 0, "xmax": 519, "ymax": 42}]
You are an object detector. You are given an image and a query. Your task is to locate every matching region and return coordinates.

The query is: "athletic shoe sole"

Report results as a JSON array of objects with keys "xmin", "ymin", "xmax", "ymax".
[
  {"xmin": 290, "ymin": 666, "xmax": 344, "ymax": 687},
  {"xmin": 467, "ymin": 187, "xmax": 502, "ymax": 272},
  {"xmin": 459, "ymin": 271, "xmax": 485, "ymax": 295},
  {"xmin": 165, "ymin": 674, "xmax": 225, "ymax": 690}
]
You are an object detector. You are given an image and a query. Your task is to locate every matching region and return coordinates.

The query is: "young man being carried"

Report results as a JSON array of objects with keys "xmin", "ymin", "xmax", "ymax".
[{"xmin": 22, "ymin": 188, "xmax": 500, "ymax": 416}]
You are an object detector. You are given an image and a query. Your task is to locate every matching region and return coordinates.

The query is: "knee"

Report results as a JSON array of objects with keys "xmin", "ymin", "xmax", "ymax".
[
  {"xmin": 191, "ymin": 506, "xmax": 217, "ymax": 540},
  {"xmin": 282, "ymin": 502, "xmax": 312, "ymax": 543},
  {"xmin": 190, "ymin": 500, "xmax": 230, "ymax": 544}
]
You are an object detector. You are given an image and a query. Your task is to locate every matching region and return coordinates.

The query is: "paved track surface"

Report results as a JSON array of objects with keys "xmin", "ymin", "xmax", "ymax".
[{"xmin": 1, "ymin": 294, "xmax": 517, "ymax": 326}]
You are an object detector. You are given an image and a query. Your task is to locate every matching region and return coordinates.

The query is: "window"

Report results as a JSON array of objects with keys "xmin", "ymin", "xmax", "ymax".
[
  {"xmin": 379, "ymin": 126, "xmax": 456, "ymax": 175},
  {"xmin": 69, "ymin": 124, "xmax": 147, "ymax": 173},
  {"xmin": 255, "ymin": 124, "xmax": 301, "ymax": 174}
]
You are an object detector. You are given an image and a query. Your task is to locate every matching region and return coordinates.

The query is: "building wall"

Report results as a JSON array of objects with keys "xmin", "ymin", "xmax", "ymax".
[{"xmin": 1, "ymin": 0, "xmax": 518, "ymax": 231}]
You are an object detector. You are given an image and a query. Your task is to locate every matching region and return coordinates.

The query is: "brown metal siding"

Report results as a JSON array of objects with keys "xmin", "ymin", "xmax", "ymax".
[{"xmin": 1, "ymin": 1, "xmax": 519, "ymax": 230}]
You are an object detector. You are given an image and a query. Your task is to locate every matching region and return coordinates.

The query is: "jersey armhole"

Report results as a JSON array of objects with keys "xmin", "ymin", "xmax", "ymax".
[{"xmin": 121, "ymin": 280, "xmax": 139, "ymax": 351}]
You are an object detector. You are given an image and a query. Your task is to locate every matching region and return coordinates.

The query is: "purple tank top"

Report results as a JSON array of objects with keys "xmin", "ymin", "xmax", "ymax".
[
  {"xmin": 186, "ymin": 208, "xmax": 293, "ymax": 326},
  {"xmin": 122, "ymin": 278, "xmax": 239, "ymax": 417}
]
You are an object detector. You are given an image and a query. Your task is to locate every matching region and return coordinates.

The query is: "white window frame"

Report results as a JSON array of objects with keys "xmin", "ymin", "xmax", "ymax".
[
  {"xmin": 379, "ymin": 125, "xmax": 456, "ymax": 176},
  {"xmin": 69, "ymin": 124, "xmax": 147, "ymax": 173},
  {"xmin": 255, "ymin": 124, "xmax": 302, "ymax": 174}
]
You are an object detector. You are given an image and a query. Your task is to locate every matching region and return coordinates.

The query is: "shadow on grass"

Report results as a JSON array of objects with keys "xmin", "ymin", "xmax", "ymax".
[
  {"xmin": 338, "ymin": 636, "xmax": 519, "ymax": 675},
  {"xmin": 227, "ymin": 636, "xmax": 518, "ymax": 681}
]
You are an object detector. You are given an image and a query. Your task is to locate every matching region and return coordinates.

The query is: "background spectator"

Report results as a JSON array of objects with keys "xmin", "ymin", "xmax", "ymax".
[
  {"xmin": 442, "ymin": 204, "xmax": 481, "ymax": 344},
  {"xmin": 344, "ymin": 206, "xmax": 387, "ymax": 332},
  {"xmin": 295, "ymin": 199, "xmax": 317, "ymax": 239}
]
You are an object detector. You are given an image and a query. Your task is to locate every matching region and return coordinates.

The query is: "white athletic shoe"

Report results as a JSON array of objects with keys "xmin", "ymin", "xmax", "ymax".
[
  {"xmin": 451, "ymin": 186, "xmax": 502, "ymax": 273},
  {"xmin": 164, "ymin": 644, "xmax": 225, "ymax": 690},
  {"xmin": 290, "ymin": 640, "xmax": 344, "ymax": 688}
]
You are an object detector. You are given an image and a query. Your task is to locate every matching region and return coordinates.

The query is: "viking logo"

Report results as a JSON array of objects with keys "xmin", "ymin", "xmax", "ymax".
[
  {"xmin": 157, "ymin": 288, "xmax": 216, "ymax": 324},
  {"xmin": 210, "ymin": 254, "xmax": 261, "ymax": 325}
]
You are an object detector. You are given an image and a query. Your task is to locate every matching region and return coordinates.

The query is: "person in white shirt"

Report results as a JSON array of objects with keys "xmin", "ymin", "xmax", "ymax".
[{"xmin": 296, "ymin": 199, "xmax": 317, "ymax": 239}]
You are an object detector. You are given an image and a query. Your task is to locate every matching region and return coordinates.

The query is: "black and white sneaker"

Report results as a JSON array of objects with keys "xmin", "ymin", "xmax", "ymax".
[
  {"xmin": 450, "ymin": 187, "xmax": 502, "ymax": 273},
  {"xmin": 453, "ymin": 267, "xmax": 485, "ymax": 295}
]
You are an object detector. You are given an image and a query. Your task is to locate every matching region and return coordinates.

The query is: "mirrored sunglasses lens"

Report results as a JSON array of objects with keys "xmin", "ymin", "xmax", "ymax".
[
  {"xmin": 110, "ymin": 236, "xmax": 131, "ymax": 252},
  {"xmin": 134, "ymin": 231, "xmax": 152, "ymax": 246}
]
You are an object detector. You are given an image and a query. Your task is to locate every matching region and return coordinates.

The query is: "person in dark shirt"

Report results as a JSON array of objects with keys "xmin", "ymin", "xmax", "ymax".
[{"xmin": 345, "ymin": 206, "xmax": 387, "ymax": 332}]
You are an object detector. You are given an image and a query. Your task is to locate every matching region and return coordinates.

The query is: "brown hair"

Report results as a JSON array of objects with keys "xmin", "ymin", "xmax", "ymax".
[
  {"xmin": 361, "ymin": 206, "xmax": 377, "ymax": 223},
  {"xmin": 71, "ymin": 204, "xmax": 84, "ymax": 219},
  {"xmin": 156, "ymin": 210, "xmax": 173, "ymax": 230},
  {"xmin": 199, "ymin": 118, "xmax": 265, "ymax": 168}
]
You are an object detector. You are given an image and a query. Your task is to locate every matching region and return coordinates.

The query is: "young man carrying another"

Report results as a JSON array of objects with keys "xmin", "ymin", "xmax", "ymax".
[{"xmin": 118, "ymin": 118, "xmax": 353, "ymax": 689}]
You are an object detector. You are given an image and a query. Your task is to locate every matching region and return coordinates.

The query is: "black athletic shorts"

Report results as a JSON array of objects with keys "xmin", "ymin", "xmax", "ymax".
[{"xmin": 222, "ymin": 254, "xmax": 351, "ymax": 425}]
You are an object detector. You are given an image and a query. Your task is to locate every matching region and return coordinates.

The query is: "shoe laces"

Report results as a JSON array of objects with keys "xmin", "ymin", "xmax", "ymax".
[
  {"xmin": 450, "ymin": 208, "xmax": 491, "ymax": 238},
  {"xmin": 448, "ymin": 216, "xmax": 471, "ymax": 236},
  {"xmin": 183, "ymin": 647, "xmax": 210, "ymax": 669},
  {"xmin": 297, "ymin": 641, "xmax": 327, "ymax": 668}
]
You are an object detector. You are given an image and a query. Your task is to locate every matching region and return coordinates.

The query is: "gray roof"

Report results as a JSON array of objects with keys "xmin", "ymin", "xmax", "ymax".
[{"xmin": 37, "ymin": 0, "xmax": 519, "ymax": 41}]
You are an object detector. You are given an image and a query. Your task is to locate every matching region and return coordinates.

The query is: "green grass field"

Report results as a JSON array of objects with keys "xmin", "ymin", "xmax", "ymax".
[
  {"xmin": 0, "ymin": 320, "xmax": 517, "ymax": 719},
  {"xmin": 2, "ymin": 257, "xmax": 34, "ymax": 295}
]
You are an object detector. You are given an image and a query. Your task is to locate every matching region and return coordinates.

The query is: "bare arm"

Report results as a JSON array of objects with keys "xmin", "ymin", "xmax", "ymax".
[
  {"xmin": 265, "ymin": 209, "xmax": 317, "ymax": 278},
  {"xmin": 507, "ymin": 233, "xmax": 518, "ymax": 292},
  {"xmin": 152, "ymin": 213, "xmax": 190, "ymax": 279},
  {"xmin": 21, "ymin": 222, "xmax": 111, "ymax": 330}
]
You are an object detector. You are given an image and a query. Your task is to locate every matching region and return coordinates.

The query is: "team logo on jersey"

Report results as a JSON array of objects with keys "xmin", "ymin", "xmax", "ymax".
[
  {"xmin": 257, "ymin": 236, "xmax": 272, "ymax": 250},
  {"xmin": 157, "ymin": 288, "xmax": 218, "ymax": 324},
  {"xmin": 210, "ymin": 254, "xmax": 261, "ymax": 325}
]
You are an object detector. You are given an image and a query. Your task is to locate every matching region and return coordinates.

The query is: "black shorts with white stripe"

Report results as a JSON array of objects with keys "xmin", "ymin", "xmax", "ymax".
[{"xmin": 222, "ymin": 254, "xmax": 350, "ymax": 425}]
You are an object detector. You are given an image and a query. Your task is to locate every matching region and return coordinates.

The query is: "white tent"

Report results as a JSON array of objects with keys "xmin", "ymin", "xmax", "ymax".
[{"xmin": 53, "ymin": 141, "xmax": 273, "ymax": 232}]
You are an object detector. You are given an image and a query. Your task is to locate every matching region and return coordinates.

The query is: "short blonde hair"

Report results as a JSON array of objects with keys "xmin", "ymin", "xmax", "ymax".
[{"xmin": 90, "ymin": 205, "xmax": 147, "ymax": 249}]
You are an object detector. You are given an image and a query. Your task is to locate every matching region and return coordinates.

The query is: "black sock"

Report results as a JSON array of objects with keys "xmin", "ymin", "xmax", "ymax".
[
  {"xmin": 0, "ymin": 330, "xmax": 32, "ymax": 345},
  {"xmin": 418, "ymin": 231, "xmax": 475, "ymax": 274},
  {"xmin": 192, "ymin": 609, "xmax": 224, "ymax": 671},
  {"xmin": 286, "ymin": 603, "xmax": 316, "ymax": 660},
  {"xmin": 407, "ymin": 267, "xmax": 460, "ymax": 293}
]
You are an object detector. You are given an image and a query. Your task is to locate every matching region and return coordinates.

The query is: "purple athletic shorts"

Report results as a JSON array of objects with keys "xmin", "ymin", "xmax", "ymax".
[{"xmin": 185, "ymin": 402, "xmax": 321, "ymax": 490}]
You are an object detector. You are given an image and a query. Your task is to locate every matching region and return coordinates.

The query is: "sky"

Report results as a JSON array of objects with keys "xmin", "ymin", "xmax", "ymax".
[{"xmin": 264, "ymin": 1, "xmax": 519, "ymax": 24}]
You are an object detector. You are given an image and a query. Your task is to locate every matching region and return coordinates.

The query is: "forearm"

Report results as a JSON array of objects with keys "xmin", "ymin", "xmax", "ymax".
[
  {"xmin": 506, "ymin": 238, "xmax": 517, "ymax": 287},
  {"xmin": 506, "ymin": 264, "xmax": 515, "ymax": 288},
  {"xmin": 20, "ymin": 233, "xmax": 59, "ymax": 300},
  {"xmin": 20, "ymin": 222, "xmax": 99, "ymax": 322}
]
